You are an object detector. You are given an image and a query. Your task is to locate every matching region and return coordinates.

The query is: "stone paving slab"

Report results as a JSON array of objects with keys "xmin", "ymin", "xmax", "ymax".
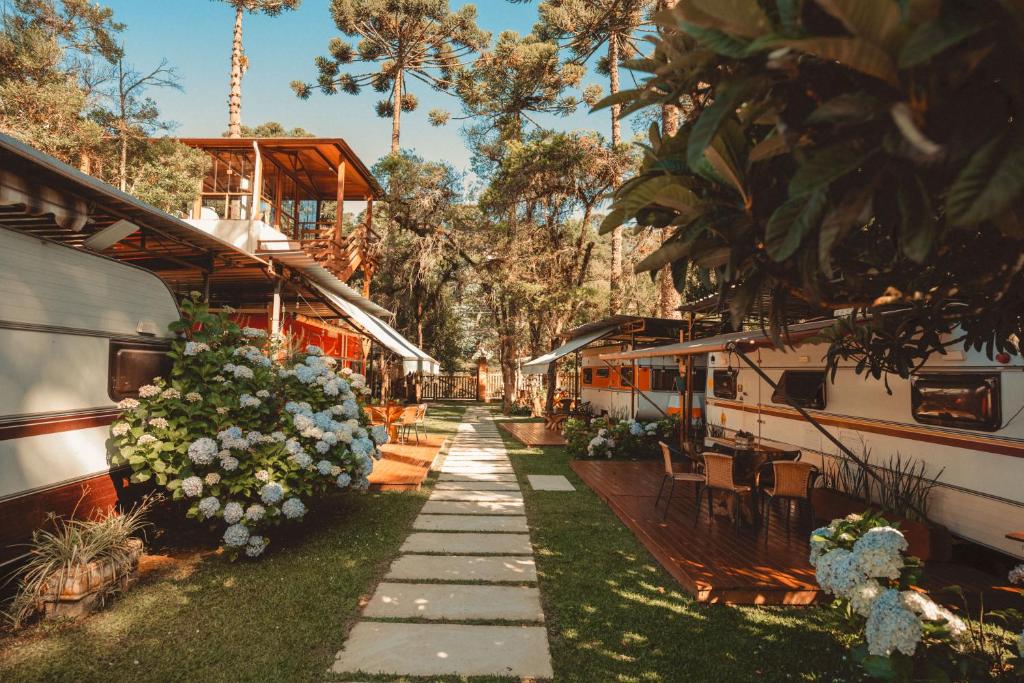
[
  {"xmin": 439, "ymin": 464, "xmax": 514, "ymax": 472},
  {"xmin": 413, "ymin": 514, "xmax": 529, "ymax": 533},
  {"xmin": 435, "ymin": 481, "xmax": 520, "ymax": 491},
  {"xmin": 420, "ymin": 500, "xmax": 525, "ymax": 515},
  {"xmin": 438, "ymin": 472, "xmax": 518, "ymax": 482},
  {"xmin": 428, "ymin": 490, "xmax": 524, "ymax": 503},
  {"xmin": 386, "ymin": 554, "xmax": 537, "ymax": 582},
  {"xmin": 363, "ymin": 582, "xmax": 543, "ymax": 622},
  {"xmin": 401, "ymin": 532, "xmax": 532, "ymax": 555},
  {"xmin": 443, "ymin": 454, "xmax": 510, "ymax": 461},
  {"xmin": 527, "ymin": 474, "xmax": 577, "ymax": 491},
  {"xmin": 331, "ymin": 623, "xmax": 553, "ymax": 678}
]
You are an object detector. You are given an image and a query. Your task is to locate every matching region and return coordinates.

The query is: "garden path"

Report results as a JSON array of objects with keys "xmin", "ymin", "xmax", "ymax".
[{"xmin": 330, "ymin": 407, "xmax": 554, "ymax": 679}]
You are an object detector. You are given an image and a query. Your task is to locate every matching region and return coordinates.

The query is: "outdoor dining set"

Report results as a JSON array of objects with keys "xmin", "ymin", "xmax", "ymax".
[
  {"xmin": 655, "ymin": 434, "xmax": 818, "ymax": 541},
  {"xmin": 368, "ymin": 403, "xmax": 430, "ymax": 445}
]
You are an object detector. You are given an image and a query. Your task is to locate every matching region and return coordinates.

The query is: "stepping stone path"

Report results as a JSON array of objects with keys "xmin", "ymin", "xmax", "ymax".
[{"xmin": 331, "ymin": 407, "xmax": 554, "ymax": 680}]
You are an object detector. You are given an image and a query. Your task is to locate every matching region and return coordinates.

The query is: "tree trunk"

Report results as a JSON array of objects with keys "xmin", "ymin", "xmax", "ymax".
[
  {"xmin": 656, "ymin": 228, "xmax": 682, "ymax": 318},
  {"xmin": 118, "ymin": 133, "xmax": 128, "ymax": 192},
  {"xmin": 227, "ymin": 7, "xmax": 244, "ymax": 138},
  {"xmin": 608, "ymin": 32, "xmax": 623, "ymax": 316},
  {"xmin": 544, "ymin": 361, "xmax": 558, "ymax": 414},
  {"xmin": 390, "ymin": 71, "xmax": 403, "ymax": 154},
  {"xmin": 416, "ymin": 298, "xmax": 424, "ymax": 348}
]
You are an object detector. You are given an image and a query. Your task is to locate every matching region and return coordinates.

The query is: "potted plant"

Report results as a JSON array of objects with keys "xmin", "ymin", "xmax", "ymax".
[
  {"xmin": 6, "ymin": 497, "xmax": 153, "ymax": 626},
  {"xmin": 734, "ymin": 430, "xmax": 755, "ymax": 449}
]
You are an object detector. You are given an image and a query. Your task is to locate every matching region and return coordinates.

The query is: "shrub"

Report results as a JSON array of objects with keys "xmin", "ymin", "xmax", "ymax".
[
  {"xmin": 811, "ymin": 513, "xmax": 1021, "ymax": 680},
  {"xmin": 110, "ymin": 295, "xmax": 388, "ymax": 558},
  {"xmin": 566, "ymin": 415, "xmax": 680, "ymax": 460}
]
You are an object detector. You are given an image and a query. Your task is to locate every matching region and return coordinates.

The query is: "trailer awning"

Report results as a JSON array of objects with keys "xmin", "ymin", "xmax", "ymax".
[
  {"xmin": 599, "ymin": 319, "xmax": 836, "ymax": 361},
  {"xmin": 313, "ymin": 284, "xmax": 439, "ymax": 375},
  {"xmin": 522, "ymin": 325, "xmax": 614, "ymax": 374}
]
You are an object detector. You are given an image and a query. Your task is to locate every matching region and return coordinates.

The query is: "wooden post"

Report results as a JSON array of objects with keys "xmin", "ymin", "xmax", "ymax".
[
  {"xmin": 271, "ymin": 278, "xmax": 283, "ymax": 338},
  {"xmin": 251, "ymin": 141, "xmax": 263, "ymax": 221},
  {"xmin": 683, "ymin": 311, "xmax": 696, "ymax": 455},
  {"xmin": 477, "ymin": 354, "xmax": 489, "ymax": 403},
  {"xmin": 335, "ymin": 161, "xmax": 347, "ymax": 245}
]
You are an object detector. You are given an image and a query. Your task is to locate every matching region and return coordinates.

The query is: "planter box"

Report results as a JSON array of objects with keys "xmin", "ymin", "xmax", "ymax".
[
  {"xmin": 40, "ymin": 538, "xmax": 143, "ymax": 619},
  {"xmin": 810, "ymin": 489, "xmax": 952, "ymax": 562}
]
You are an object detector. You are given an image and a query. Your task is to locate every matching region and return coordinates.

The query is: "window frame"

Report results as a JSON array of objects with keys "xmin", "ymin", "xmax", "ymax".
[
  {"xmin": 712, "ymin": 369, "xmax": 738, "ymax": 399},
  {"xmin": 910, "ymin": 372, "xmax": 1002, "ymax": 432},
  {"xmin": 771, "ymin": 370, "xmax": 827, "ymax": 410},
  {"xmin": 582, "ymin": 367, "xmax": 594, "ymax": 385},
  {"xmin": 108, "ymin": 339, "xmax": 173, "ymax": 401}
]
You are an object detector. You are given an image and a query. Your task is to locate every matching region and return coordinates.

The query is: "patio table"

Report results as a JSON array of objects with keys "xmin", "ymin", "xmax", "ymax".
[
  {"xmin": 702, "ymin": 437, "xmax": 793, "ymax": 527},
  {"xmin": 369, "ymin": 403, "xmax": 405, "ymax": 443}
]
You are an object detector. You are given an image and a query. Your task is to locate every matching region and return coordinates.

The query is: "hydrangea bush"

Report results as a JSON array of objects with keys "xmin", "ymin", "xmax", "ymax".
[
  {"xmin": 109, "ymin": 295, "xmax": 387, "ymax": 558},
  {"xmin": 812, "ymin": 513, "xmax": 1020, "ymax": 680},
  {"xmin": 565, "ymin": 416, "xmax": 679, "ymax": 460}
]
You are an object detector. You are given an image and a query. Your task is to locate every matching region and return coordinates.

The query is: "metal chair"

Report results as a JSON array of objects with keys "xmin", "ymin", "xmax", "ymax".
[
  {"xmin": 655, "ymin": 441, "xmax": 704, "ymax": 520},
  {"xmin": 396, "ymin": 405, "xmax": 419, "ymax": 444},
  {"xmin": 761, "ymin": 461, "xmax": 818, "ymax": 542},
  {"xmin": 696, "ymin": 452, "xmax": 751, "ymax": 530},
  {"xmin": 411, "ymin": 403, "xmax": 428, "ymax": 444}
]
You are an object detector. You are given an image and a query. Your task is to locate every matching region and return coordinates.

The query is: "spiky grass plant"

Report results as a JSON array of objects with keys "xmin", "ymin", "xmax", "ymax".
[{"xmin": 3, "ymin": 495, "xmax": 155, "ymax": 628}]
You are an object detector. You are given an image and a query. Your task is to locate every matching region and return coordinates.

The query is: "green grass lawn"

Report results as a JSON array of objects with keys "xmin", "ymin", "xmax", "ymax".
[
  {"xmin": 0, "ymin": 401, "xmax": 470, "ymax": 683},
  {"xmin": 491, "ymin": 411, "xmax": 862, "ymax": 683}
]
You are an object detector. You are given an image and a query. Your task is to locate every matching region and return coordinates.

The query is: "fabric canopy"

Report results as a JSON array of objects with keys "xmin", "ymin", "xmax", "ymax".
[
  {"xmin": 522, "ymin": 325, "xmax": 614, "ymax": 374},
  {"xmin": 598, "ymin": 319, "xmax": 836, "ymax": 361},
  {"xmin": 313, "ymin": 284, "xmax": 440, "ymax": 375}
]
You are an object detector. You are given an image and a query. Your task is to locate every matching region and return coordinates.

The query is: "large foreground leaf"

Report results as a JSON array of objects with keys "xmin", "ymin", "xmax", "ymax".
[
  {"xmin": 682, "ymin": 0, "xmax": 771, "ymax": 38},
  {"xmin": 814, "ymin": 0, "xmax": 907, "ymax": 51},
  {"xmin": 782, "ymin": 37, "xmax": 900, "ymax": 86},
  {"xmin": 946, "ymin": 130, "xmax": 1024, "ymax": 227},
  {"xmin": 687, "ymin": 77, "xmax": 763, "ymax": 172},
  {"xmin": 765, "ymin": 190, "xmax": 828, "ymax": 261}
]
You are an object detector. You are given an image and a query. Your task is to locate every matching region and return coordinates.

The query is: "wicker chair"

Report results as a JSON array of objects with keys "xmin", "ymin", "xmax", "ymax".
[
  {"xmin": 396, "ymin": 405, "xmax": 420, "ymax": 444},
  {"xmin": 655, "ymin": 442, "xmax": 705, "ymax": 520},
  {"xmin": 696, "ymin": 452, "xmax": 751, "ymax": 530},
  {"xmin": 761, "ymin": 461, "xmax": 818, "ymax": 541},
  {"xmin": 411, "ymin": 403, "xmax": 428, "ymax": 444}
]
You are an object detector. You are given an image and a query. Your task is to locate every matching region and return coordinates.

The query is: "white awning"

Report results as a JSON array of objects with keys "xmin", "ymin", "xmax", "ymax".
[
  {"xmin": 522, "ymin": 325, "xmax": 614, "ymax": 374},
  {"xmin": 313, "ymin": 284, "xmax": 440, "ymax": 375}
]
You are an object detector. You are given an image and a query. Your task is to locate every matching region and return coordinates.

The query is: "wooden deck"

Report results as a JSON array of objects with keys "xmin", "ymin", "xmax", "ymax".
[
  {"xmin": 368, "ymin": 436, "xmax": 445, "ymax": 491},
  {"xmin": 500, "ymin": 422, "xmax": 567, "ymax": 447},
  {"xmin": 571, "ymin": 460, "xmax": 1016, "ymax": 608}
]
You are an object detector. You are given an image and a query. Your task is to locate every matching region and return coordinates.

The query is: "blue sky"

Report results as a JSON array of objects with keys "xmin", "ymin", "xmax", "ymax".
[{"xmin": 103, "ymin": 0, "xmax": 624, "ymax": 176}]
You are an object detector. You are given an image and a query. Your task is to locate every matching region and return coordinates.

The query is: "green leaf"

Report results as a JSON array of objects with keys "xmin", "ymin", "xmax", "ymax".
[
  {"xmin": 599, "ymin": 207, "xmax": 630, "ymax": 235},
  {"xmin": 806, "ymin": 92, "xmax": 884, "ymax": 125},
  {"xmin": 789, "ymin": 142, "xmax": 876, "ymax": 196},
  {"xmin": 687, "ymin": 77, "xmax": 762, "ymax": 173},
  {"xmin": 167, "ymin": 478, "xmax": 182, "ymax": 490},
  {"xmin": 781, "ymin": 37, "xmax": 900, "ymax": 85},
  {"xmin": 601, "ymin": 175, "xmax": 686, "ymax": 235},
  {"xmin": 777, "ymin": 0, "xmax": 805, "ymax": 34},
  {"xmin": 156, "ymin": 472, "xmax": 168, "ymax": 486},
  {"xmin": 590, "ymin": 88, "xmax": 643, "ymax": 113},
  {"xmin": 635, "ymin": 235, "xmax": 695, "ymax": 273},
  {"xmin": 130, "ymin": 471, "xmax": 151, "ymax": 483},
  {"xmin": 814, "ymin": 0, "xmax": 906, "ymax": 51},
  {"xmin": 765, "ymin": 190, "xmax": 828, "ymax": 261},
  {"xmin": 818, "ymin": 187, "xmax": 872, "ymax": 271},
  {"xmin": 897, "ymin": 175, "xmax": 934, "ymax": 262},
  {"xmin": 946, "ymin": 130, "xmax": 1024, "ymax": 226},
  {"xmin": 685, "ymin": 0, "xmax": 771, "ymax": 38},
  {"xmin": 681, "ymin": 22, "xmax": 751, "ymax": 58},
  {"xmin": 650, "ymin": 184, "xmax": 704, "ymax": 216},
  {"xmin": 749, "ymin": 133, "xmax": 789, "ymax": 162},
  {"xmin": 899, "ymin": 12, "xmax": 984, "ymax": 67}
]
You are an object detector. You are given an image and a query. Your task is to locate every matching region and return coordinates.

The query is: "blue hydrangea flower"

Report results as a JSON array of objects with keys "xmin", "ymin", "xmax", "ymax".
[
  {"xmin": 291, "ymin": 452, "xmax": 312, "ymax": 468},
  {"xmin": 197, "ymin": 496, "xmax": 220, "ymax": 519},
  {"xmin": 281, "ymin": 497, "xmax": 306, "ymax": 519},
  {"xmin": 370, "ymin": 425, "xmax": 389, "ymax": 445},
  {"xmin": 321, "ymin": 432, "xmax": 339, "ymax": 446},
  {"xmin": 246, "ymin": 535, "xmax": 267, "ymax": 558},
  {"xmin": 239, "ymin": 393, "xmax": 260, "ymax": 408},
  {"xmin": 340, "ymin": 399, "xmax": 359, "ymax": 419},
  {"xmin": 317, "ymin": 460, "xmax": 333, "ymax": 475},
  {"xmin": 260, "ymin": 482, "xmax": 284, "ymax": 505},
  {"xmin": 315, "ymin": 440, "xmax": 330, "ymax": 454},
  {"xmin": 188, "ymin": 437, "xmax": 219, "ymax": 465},
  {"xmin": 351, "ymin": 437, "xmax": 374, "ymax": 457},
  {"xmin": 245, "ymin": 504, "xmax": 265, "ymax": 521},
  {"xmin": 223, "ymin": 523, "xmax": 250, "ymax": 547},
  {"xmin": 223, "ymin": 502, "xmax": 244, "ymax": 524},
  {"xmin": 305, "ymin": 345, "xmax": 323, "ymax": 356},
  {"xmin": 336, "ymin": 473, "xmax": 352, "ymax": 488},
  {"xmin": 293, "ymin": 364, "xmax": 317, "ymax": 384}
]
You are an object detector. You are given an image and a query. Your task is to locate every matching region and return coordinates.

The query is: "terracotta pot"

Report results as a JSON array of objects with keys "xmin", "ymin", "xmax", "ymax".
[
  {"xmin": 811, "ymin": 488, "xmax": 869, "ymax": 524},
  {"xmin": 40, "ymin": 538, "xmax": 143, "ymax": 618}
]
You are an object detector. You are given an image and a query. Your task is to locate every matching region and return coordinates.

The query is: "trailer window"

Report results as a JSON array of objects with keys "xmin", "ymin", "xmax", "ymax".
[
  {"xmin": 108, "ymin": 340, "xmax": 172, "ymax": 401},
  {"xmin": 596, "ymin": 368, "xmax": 610, "ymax": 378},
  {"xmin": 712, "ymin": 370, "xmax": 737, "ymax": 399},
  {"xmin": 618, "ymin": 366, "xmax": 634, "ymax": 386},
  {"xmin": 661, "ymin": 368, "xmax": 707, "ymax": 392},
  {"xmin": 582, "ymin": 368, "xmax": 593, "ymax": 385},
  {"xmin": 911, "ymin": 373, "xmax": 1001, "ymax": 432},
  {"xmin": 771, "ymin": 371, "xmax": 826, "ymax": 410},
  {"xmin": 651, "ymin": 368, "xmax": 677, "ymax": 391}
]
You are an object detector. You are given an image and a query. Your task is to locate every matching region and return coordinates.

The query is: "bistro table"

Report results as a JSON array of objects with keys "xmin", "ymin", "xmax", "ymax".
[{"xmin": 702, "ymin": 436, "xmax": 794, "ymax": 526}]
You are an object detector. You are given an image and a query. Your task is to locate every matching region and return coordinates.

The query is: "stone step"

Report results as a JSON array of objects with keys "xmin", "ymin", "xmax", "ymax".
[
  {"xmin": 420, "ymin": 500, "xmax": 525, "ymax": 515},
  {"xmin": 414, "ymin": 514, "xmax": 529, "ymax": 533},
  {"xmin": 386, "ymin": 554, "xmax": 537, "ymax": 583},
  {"xmin": 428, "ymin": 490, "xmax": 524, "ymax": 503},
  {"xmin": 401, "ymin": 532, "xmax": 532, "ymax": 555},
  {"xmin": 363, "ymin": 582, "xmax": 543, "ymax": 622},
  {"xmin": 331, "ymin": 622, "xmax": 553, "ymax": 678},
  {"xmin": 438, "ymin": 472, "xmax": 518, "ymax": 482},
  {"xmin": 435, "ymin": 481, "xmax": 520, "ymax": 491},
  {"xmin": 527, "ymin": 474, "xmax": 576, "ymax": 491},
  {"xmin": 443, "ymin": 455, "xmax": 510, "ymax": 461}
]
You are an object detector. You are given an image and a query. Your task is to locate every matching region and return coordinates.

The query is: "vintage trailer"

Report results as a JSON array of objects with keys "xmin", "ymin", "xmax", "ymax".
[
  {"xmin": 579, "ymin": 344, "xmax": 706, "ymax": 421},
  {"xmin": 0, "ymin": 228, "xmax": 179, "ymax": 565},
  {"xmin": 605, "ymin": 320, "xmax": 1024, "ymax": 559}
]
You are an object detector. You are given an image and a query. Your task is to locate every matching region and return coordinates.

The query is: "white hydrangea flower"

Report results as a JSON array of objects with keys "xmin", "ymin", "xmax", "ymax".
[
  {"xmin": 808, "ymin": 526, "xmax": 833, "ymax": 567},
  {"xmin": 241, "ymin": 327, "xmax": 267, "ymax": 338},
  {"xmin": 852, "ymin": 527, "xmax": 907, "ymax": 580},
  {"xmin": 246, "ymin": 535, "xmax": 268, "ymax": 557},
  {"xmin": 138, "ymin": 385, "xmax": 160, "ymax": 398},
  {"xmin": 815, "ymin": 548, "xmax": 866, "ymax": 597},
  {"xmin": 148, "ymin": 417, "xmax": 169, "ymax": 429},
  {"xmin": 239, "ymin": 393, "xmax": 261, "ymax": 408},
  {"xmin": 220, "ymin": 454, "xmax": 239, "ymax": 471},
  {"xmin": 181, "ymin": 476, "xmax": 203, "ymax": 498},
  {"xmin": 901, "ymin": 591, "xmax": 969, "ymax": 645},
  {"xmin": 281, "ymin": 497, "xmax": 306, "ymax": 519},
  {"xmin": 865, "ymin": 589, "xmax": 923, "ymax": 657},
  {"xmin": 161, "ymin": 388, "xmax": 181, "ymax": 400},
  {"xmin": 138, "ymin": 434, "xmax": 158, "ymax": 445},
  {"xmin": 117, "ymin": 398, "xmax": 140, "ymax": 411},
  {"xmin": 111, "ymin": 422, "xmax": 130, "ymax": 436},
  {"xmin": 1009, "ymin": 563, "xmax": 1024, "ymax": 585},
  {"xmin": 183, "ymin": 341, "xmax": 209, "ymax": 356},
  {"xmin": 847, "ymin": 580, "xmax": 884, "ymax": 617},
  {"xmin": 341, "ymin": 366, "xmax": 353, "ymax": 377},
  {"xmin": 260, "ymin": 482, "xmax": 284, "ymax": 505},
  {"xmin": 245, "ymin": 504, "xmax": 265, "ymax": 521},
  {"xmin": 188, "ymin": 437, "xmax": 219, "ymax": 465},
  {"xmin": 223, "ymin": 502, "xmax": 244, "ymax": 524},
  {"xmin": 256, "ymin": 389, "xmax": 270, "ymax": 399},
  {"xmin": 223, "ymin": 523, "xmax": 250, "ymax": 547},
  {"xmin": 213, "ymin": 375, "xmax": 226, "ymax": 383},
  {"xmin": 204, "ymin": 472, "xmax": 221, "ymax": 486},
  {"xmin": 216, "ymin": 407, "xmax": 228, "ymax": 415},
  {"xmin": 330, "ymin": 465, "xmax": 342, "ymax": 476},
  {"xmin": 255, "ymin": 469, "xmax": 271, "ymax": 482},
  {"xmin": 197, "ymin": 496, "xmax": 220, "ymax": 519},
  {"xmin": 186, "ymin": 392, "xmax": 203, "ymax": 403}
]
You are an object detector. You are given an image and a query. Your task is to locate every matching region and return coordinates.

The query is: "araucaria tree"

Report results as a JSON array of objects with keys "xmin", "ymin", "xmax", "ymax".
[
  {"xmin": 534, "ymin": 0, "xmax": 653, "ymax": 315},
  {"xmin": 602, "ymin": 0, "xmax": 1024, "ymax": 379},
  {"xmin": 215, "ymin": 0, "xmax": 301, "ymax": 138},
  {"xmin": 293, "ymin": 0, "xmax": 489, "ymax": 153}
]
